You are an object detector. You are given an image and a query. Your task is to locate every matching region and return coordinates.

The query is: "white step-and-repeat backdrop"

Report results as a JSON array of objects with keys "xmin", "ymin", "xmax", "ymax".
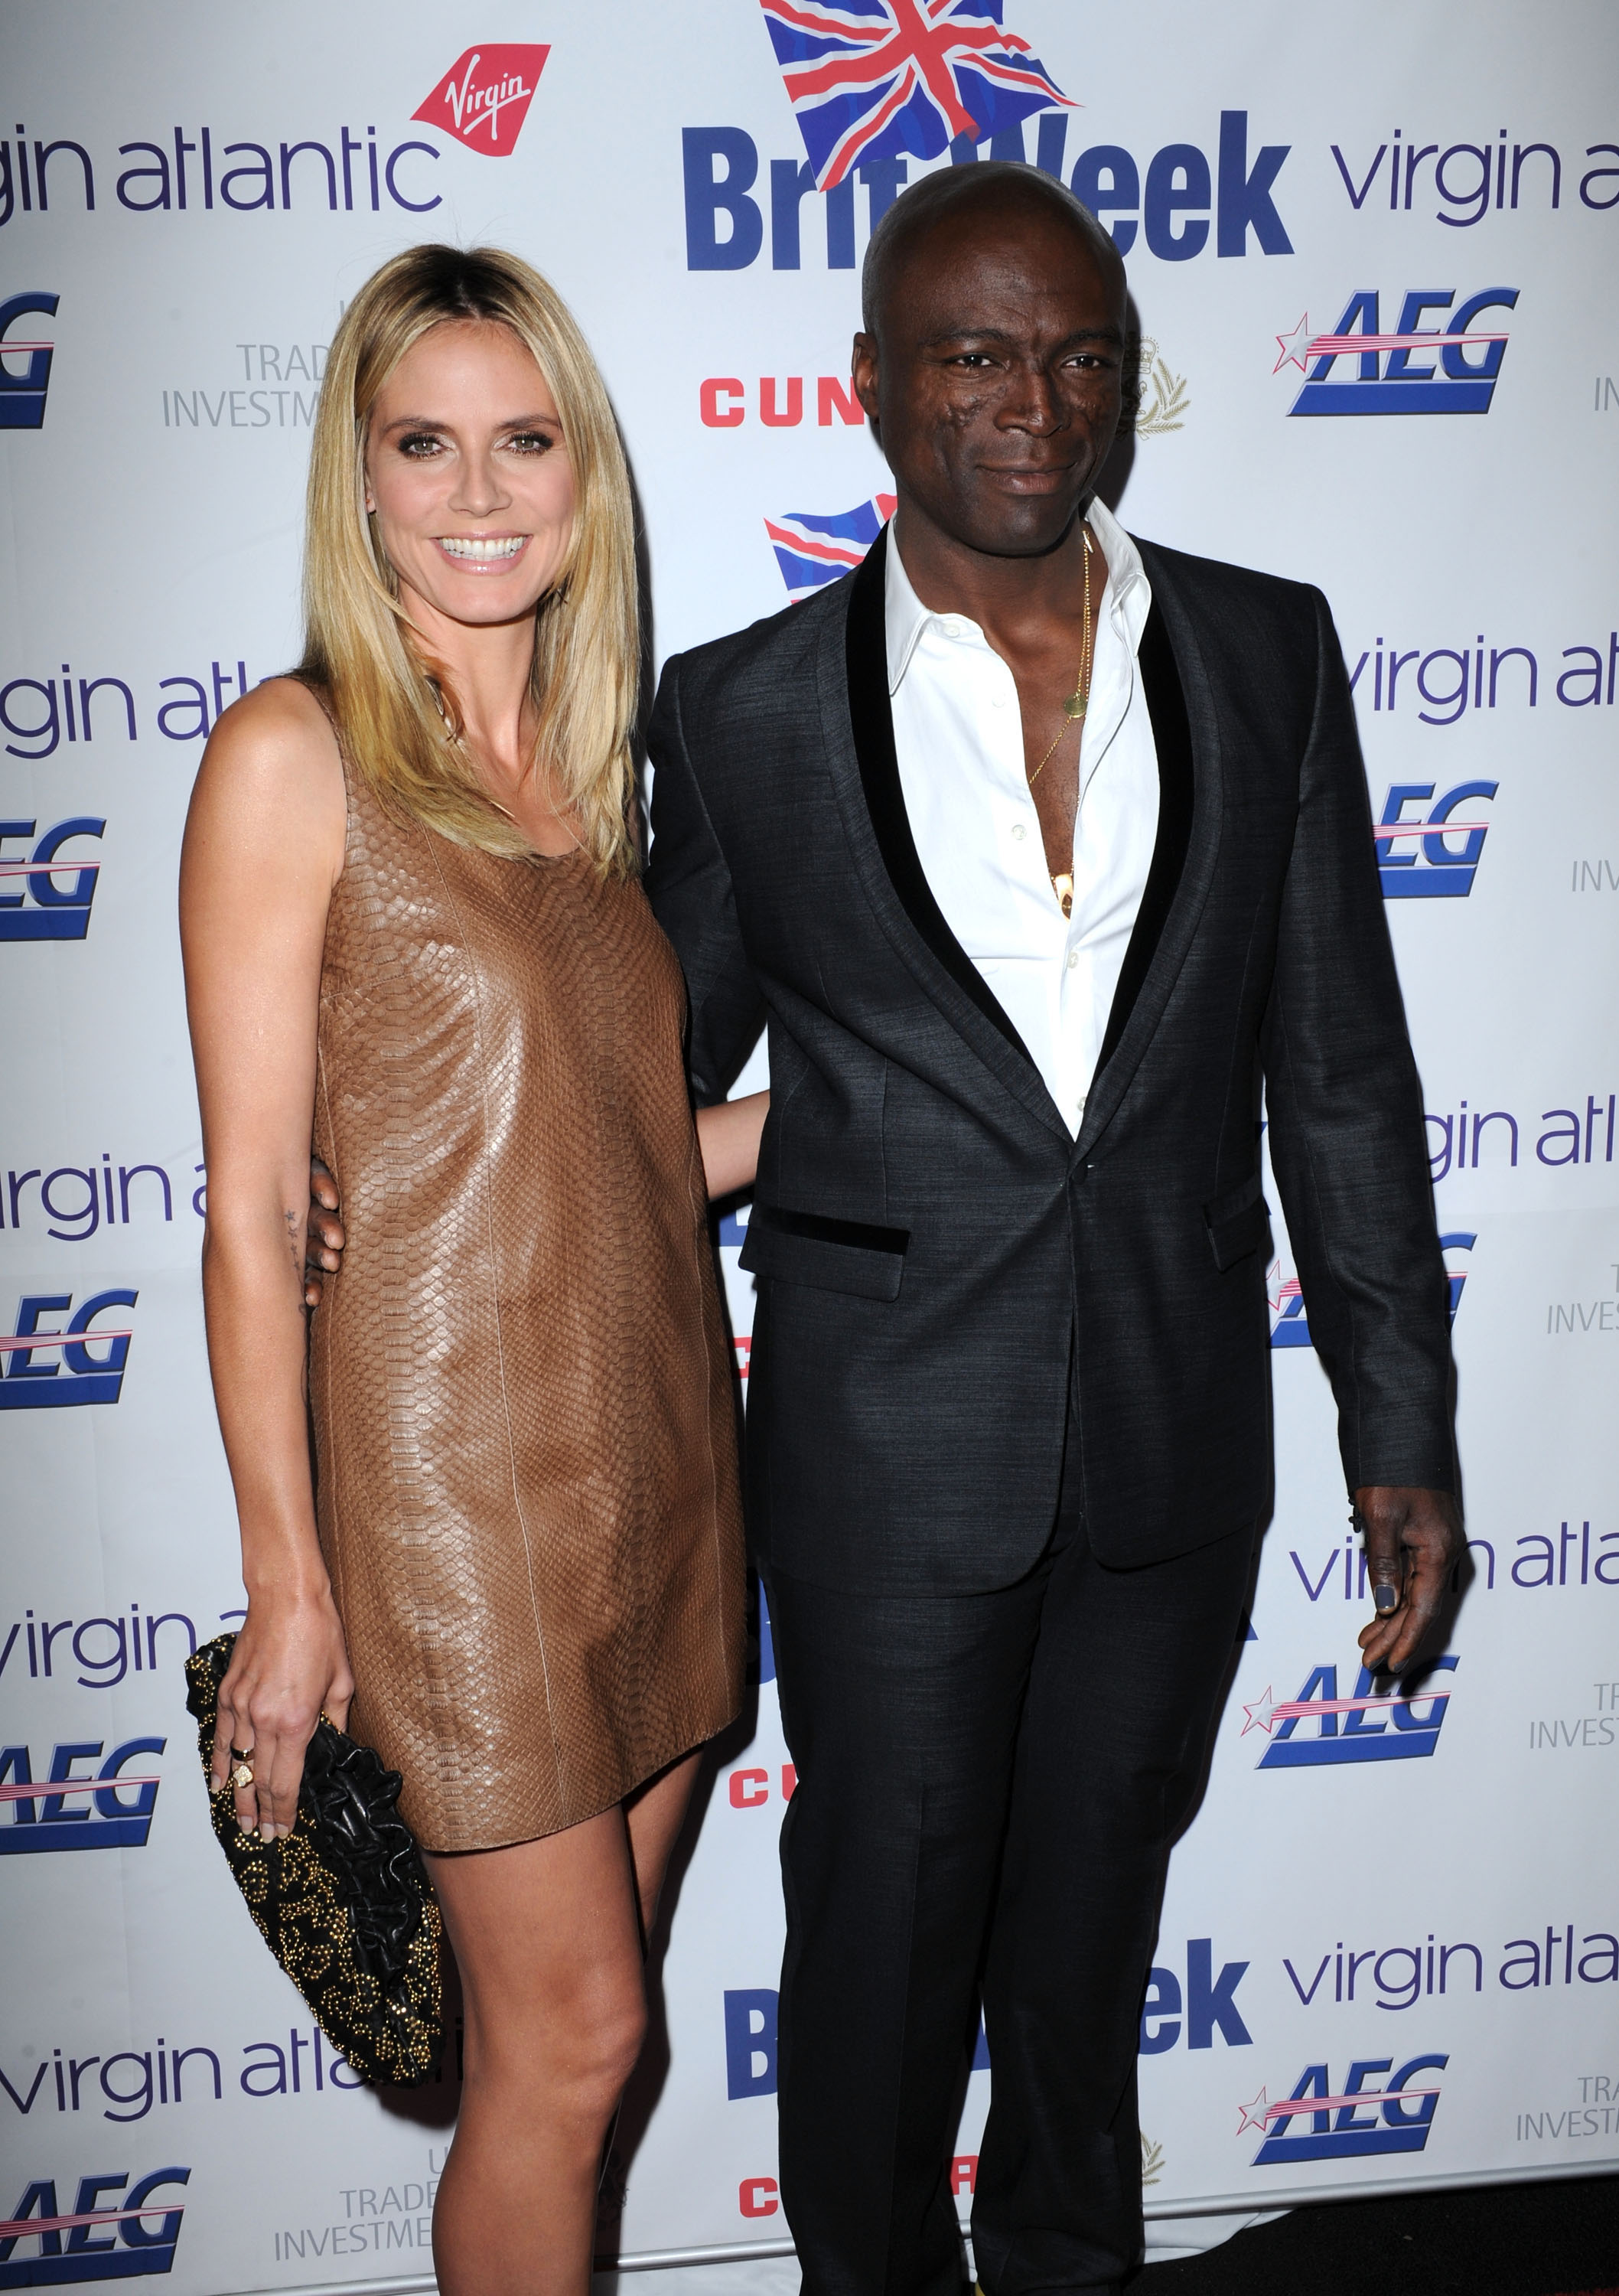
[{"xmin": 2, "ymin": 4, "xmax": 1616, "ymax": 2291}]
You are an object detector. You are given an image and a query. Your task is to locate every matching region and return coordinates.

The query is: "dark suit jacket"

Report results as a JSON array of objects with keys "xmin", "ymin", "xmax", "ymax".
[{"xmin": 645, "ymin": 528, "xmax": 1454, "ymax": 1595}]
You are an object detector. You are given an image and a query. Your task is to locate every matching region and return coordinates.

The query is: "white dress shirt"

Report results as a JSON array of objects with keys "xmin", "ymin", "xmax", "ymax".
[{"xmin": 885, "ymin": 496, "xmax": 1158, "ymax": 1137}]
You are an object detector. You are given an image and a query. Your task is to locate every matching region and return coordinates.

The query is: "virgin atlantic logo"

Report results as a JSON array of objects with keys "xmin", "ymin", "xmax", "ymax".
[{"xmin": 412, "ymin": 46, "xmax": 550, "ymax": 155}]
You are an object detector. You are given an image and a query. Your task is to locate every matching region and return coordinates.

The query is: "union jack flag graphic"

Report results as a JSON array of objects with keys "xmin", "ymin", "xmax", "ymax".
[
  {"xmin": 766, "ymin": 494, "xmax": 897, "ymax": 600},
  {"xmin": 760, "ymin": 0, "xmax": 1071, "ymax": 190}
]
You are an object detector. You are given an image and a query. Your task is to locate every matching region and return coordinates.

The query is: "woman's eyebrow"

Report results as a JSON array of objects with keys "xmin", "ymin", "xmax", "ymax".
[{"xmin": 376, "ymin": 410, "xmax": 561, "ymax": 434}]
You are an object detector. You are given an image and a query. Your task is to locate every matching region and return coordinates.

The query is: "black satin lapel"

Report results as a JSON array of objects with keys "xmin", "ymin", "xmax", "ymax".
[
  {"xmin": 1093, "ymin": 598, "xmax": 1194, "ymax": 1077},
  {"xmin": 1075, "ymin": 550, "xmax": 1223, "ymax": 1159},
  {"xmin": 844, "ymin": 530, "xmax": 1035, "ymax": 1068}
]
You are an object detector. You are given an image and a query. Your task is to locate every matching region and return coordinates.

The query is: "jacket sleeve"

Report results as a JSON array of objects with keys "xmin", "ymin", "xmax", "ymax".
[
  {"xmin": 1259, "ymin": 588, "xmax": 1455, "ymax": 1495},
  {"xmin": 643, "ymin": 651, "xmax": 767, "ymax": 1105}
]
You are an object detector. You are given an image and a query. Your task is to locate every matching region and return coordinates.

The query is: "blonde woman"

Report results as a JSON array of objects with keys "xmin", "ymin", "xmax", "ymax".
[{"xmin": 180, "ymin": 245, "xmax": 761, "ymax": 2296}]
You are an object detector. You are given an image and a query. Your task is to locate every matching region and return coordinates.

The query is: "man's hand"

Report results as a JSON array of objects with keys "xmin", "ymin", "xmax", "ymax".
[
  {"xmin": 1354, "ymin": 1485, "xmax": 1463, "ymax": 1676},
  {"xmin": 303, "ymin": 1156, "xmax": 345, "ymax": 1309}
]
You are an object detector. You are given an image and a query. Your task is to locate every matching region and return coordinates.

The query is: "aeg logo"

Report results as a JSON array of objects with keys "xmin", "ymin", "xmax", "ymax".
[
  {"xmin": 1270, "ymin": 1231, "xmax": 1471, "ymax": 1348},
  {"xmin": 0, "ymin": 2167, "xmax": 188, "ymax": 2285},
  {"xmin": 1275, "ymin": 289, "xmax": 1517, "ymax": 414},
  {"xmin": 1242, "ymin": 1656, "xmax": 1458, "ymax": 1767},
  {"xmin": 0, "ymin": 819, "xmax": 104, "ymax": 941},
  {"xmin": 0, "ymin": 1292, "xmax": 138, "ymax": 1408},
  {"xmin": 412, "ymin": 46, "xmax": 549, "ymax": 155},
  {"xmin": 0, "ymin": 1740, "xmax": 165, "ymax": 1852},
  {"xmin": 0, "ymin": 292, "xmax": 57, "ymax": 429},
  {"xmin": 1238, "ymin": 2055, "xmax": 1448, "ymax": 2164},
  {"xmin": 1376, "ymin": 783, "xmax": 1496, "ymax": 897}
]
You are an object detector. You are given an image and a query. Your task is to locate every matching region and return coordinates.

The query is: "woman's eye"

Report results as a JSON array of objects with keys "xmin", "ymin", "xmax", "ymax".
[
  {"xmin": 397, "ymin": 432, "xmax": 442, "ymax": 458},
  {"xmin": 507, "ymin": 430, "xmax": 556, "ymax": 454}
]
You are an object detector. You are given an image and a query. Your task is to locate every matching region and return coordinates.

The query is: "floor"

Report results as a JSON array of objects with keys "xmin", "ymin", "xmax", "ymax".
[{"xmin": 1139, "ymin": 2172, "xmax": 1619, "ymax": 2295}]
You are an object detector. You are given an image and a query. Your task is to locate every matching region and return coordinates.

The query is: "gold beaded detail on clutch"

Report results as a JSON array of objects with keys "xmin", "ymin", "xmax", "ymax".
[{"xmin": 185, "ymin": 1636, "xmax": 444, "ymax": 2088}]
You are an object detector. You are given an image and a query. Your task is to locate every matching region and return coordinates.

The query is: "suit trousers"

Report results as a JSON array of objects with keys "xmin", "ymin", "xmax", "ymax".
[{"xmin": 764, "ymin": 1418, "xmax": 1256, "ymax": 2296}]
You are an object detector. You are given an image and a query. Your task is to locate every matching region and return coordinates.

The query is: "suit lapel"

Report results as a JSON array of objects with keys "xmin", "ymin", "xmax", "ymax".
[
  {"xmin": 815, "ymin": 525, "xmax": 1223, "ymax": 1156},
  {"xmin": 843, "ymin": 533, "xmax": 1034, "ymax": 1063},
  {"xmin": 1093, "ymin": 595, "xmax": 1196, "ymax": 1078},
  {"xmin": 1076, "ymin": 542, "xmax": 1224, "ymax": 1158},
  {"xmin": 818, "ymin": 530, "xmax": 1070, "ymax": 1140}
]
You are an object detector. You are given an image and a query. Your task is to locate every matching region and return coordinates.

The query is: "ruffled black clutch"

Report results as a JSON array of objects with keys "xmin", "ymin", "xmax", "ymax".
[{"xmin": 184, "ymin": 1634, "xmax": 444, "ymax": 2086}]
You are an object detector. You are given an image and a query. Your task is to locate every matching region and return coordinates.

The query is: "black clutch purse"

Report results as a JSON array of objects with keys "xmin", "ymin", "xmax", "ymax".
[{"xmin": 184, "ymin": 1634, "xmax": 444, "ymax": 2086}]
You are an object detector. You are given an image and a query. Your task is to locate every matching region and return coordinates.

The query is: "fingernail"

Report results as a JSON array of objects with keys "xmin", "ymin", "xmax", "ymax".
[
  {"xmin": 238, "ymin": 1817, "xmax": 254, "ymax": 1834},
  {"xmin": 1373, "ymin": 1583, "xmax": 1399, "ymax": 1613},
  {"xmin": 259, "ymin": 1823, "xmax": 275, "ymax": 1843}
]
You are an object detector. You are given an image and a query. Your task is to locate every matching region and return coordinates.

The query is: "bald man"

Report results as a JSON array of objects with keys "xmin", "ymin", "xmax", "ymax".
[{"xmin": 643, "ymin": 165, "xmax": 1459, "ymax": 2295}]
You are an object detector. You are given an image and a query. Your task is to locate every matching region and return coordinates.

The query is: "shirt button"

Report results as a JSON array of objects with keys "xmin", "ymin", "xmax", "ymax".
[
  {"xmin": 1067, "ymin": 949, "xmax": 1079, "ymax": 969},
  {"xmin": 1011, "ymin": 823, "xmax": 1027, "ymax": 841}
]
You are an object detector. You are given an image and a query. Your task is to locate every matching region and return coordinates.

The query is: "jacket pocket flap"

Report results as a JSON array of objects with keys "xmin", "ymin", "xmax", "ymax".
[
  {"xmin": 740, "ymin": 1221, "xmax": 905, "ymax": 1302},
  {"xmin": 1204, "ymin": 1175, "xmax": 1270, "ymax": 1272}
]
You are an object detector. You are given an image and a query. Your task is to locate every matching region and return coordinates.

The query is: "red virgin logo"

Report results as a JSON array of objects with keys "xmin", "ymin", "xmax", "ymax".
[{"xmin": 412, "ymin": 45, "xmax": 550, "ymax": 155}]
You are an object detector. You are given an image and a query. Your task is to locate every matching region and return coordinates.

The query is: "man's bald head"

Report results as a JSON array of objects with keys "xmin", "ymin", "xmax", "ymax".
[
  {"xmin": 861, "ymin": 161, "xmax": 1124, "ymax": 338},
  {"xmin": 848, "ymin": 161, "xmax": 1130, "ymax": 565}
]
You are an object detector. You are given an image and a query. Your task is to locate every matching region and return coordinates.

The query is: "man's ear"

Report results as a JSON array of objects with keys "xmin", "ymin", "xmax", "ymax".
[{"xmin": 851, "ymin": 332, "xmax": 881, "ymax": 429}]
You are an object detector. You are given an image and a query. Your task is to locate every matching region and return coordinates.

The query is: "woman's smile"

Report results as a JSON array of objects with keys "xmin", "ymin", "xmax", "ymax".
[{"xmin": 434, "ymin": 532, "xmax": 531, "ymax": 567}]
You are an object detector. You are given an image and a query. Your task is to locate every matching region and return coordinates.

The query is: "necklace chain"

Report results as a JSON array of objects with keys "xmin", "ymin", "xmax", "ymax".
[{"xmin": 1027, "ymin": 525, "xmax": 1095, "ymax": 788}]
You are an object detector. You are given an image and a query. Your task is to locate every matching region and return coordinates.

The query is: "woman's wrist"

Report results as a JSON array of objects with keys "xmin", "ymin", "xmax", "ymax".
[{"xmin": 239, "ymin": 1554, "xmax": 335, "ymax": 1610}]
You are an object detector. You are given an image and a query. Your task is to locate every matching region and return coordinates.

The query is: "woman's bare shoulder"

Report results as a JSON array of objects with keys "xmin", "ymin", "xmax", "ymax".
[
  {"xmin": 185, "ymin": 676, "xmax": 347, "ymax": 884},
  {"xmin": 204, "ymin": 674, "xmax": 340, "ymax": 778}
]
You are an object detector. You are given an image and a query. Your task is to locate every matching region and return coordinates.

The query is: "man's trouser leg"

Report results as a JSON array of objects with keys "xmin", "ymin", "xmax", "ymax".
[
  {"xmin": 970, "ymin": 1521, "xmax": 1257, "ymax": 2295},
  {"xmin": 766, "ymin": 1554, "xmax": 1053, "ymax": 2296}
]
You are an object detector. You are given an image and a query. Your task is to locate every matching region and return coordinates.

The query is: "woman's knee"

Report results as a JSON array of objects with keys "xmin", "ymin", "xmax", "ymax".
[
  {"xmin": 470, "ymin": 1975, "xmax": 646, "ymax": 2111},
  {"xmin": 578, "ymin": 1992, "xmax": 647, "ymax": 2102}
]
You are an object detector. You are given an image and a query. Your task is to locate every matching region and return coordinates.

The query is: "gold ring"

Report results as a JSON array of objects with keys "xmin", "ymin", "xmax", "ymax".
[
  {"xmin": 230, "ymin": 1760, "xmax": 255, "ymax": 1790},
  {"xmin": 229, "ymin": 1744, "xmax": 253, "ymax": 1762}
]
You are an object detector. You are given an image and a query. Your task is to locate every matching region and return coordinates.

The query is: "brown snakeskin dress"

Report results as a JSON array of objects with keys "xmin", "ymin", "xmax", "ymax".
[{"xmin": 308, "ymin": 762, "xmax": 745, "ymax": 1854}]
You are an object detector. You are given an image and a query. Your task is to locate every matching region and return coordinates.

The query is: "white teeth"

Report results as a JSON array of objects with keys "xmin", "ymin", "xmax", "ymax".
[{"xmin": 438, "ymin": 535, "xmax": 526, "ymax": 560}]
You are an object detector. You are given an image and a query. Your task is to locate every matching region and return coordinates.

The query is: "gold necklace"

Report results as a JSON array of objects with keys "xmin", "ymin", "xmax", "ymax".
[{"xmin": 1027, "ymin": 526, "xmax": 1094, "ymax": 788}]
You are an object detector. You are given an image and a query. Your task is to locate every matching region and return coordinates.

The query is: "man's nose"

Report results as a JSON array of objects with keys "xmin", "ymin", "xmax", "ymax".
[{"xmin": 995, "ymin": 364, "xmax": 1065, "ymax": 434}]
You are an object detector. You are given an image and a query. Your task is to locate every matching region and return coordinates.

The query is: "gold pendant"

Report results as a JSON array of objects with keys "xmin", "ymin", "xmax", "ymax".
[{"xmin": 1064, "ymin": 692, "xmax": 1087, "ymax": 720}]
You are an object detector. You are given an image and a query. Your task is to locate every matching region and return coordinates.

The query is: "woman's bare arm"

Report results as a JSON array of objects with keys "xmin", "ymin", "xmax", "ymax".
[
  {"xmin": 695, "ymin": 1091, "xmax": 768, "ymax": 1201},
  {"xmin": 179, "ymin": 677, "xmax": 350, "ymax": 1840}
]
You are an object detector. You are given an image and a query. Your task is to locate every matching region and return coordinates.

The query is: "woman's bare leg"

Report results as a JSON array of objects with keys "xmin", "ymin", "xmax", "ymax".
[
  {"xmin": 426, "ymin": 1812, "xmax": 647, "ymax": 2296},
  {"xmin": 624, "ymin": 1749, "xmax": 703, "ymax": 1938}
]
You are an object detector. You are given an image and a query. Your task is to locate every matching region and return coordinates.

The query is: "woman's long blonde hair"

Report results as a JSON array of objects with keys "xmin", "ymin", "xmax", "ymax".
[{"xmin": 300, "ymin": 244, "xmax": 639, "ymax": 876}]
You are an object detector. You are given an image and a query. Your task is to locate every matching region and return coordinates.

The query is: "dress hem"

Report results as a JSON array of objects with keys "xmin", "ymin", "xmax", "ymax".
[{"xmin": 406, "ymin": 1696, "xmax": 744, "ymax": 1857}]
